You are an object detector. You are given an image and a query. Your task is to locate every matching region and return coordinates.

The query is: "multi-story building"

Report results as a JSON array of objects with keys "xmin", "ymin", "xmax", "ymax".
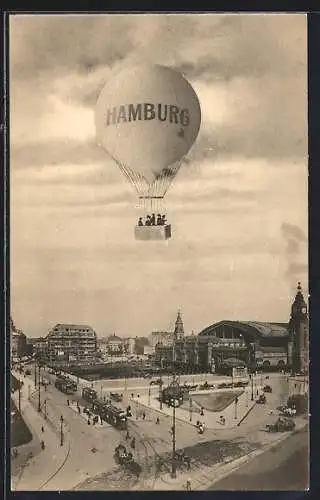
[
  {"xmin": 155, "ymin": 284, "xmax": 309, "ymax": 374},
  {"xmin": 106, "ymin": 333, "xmax": 125, "ymax": 355},
  {"xmin": 124, "ymin": 337, "xmax": 135, "ymax": 355},
  {"xmin": 46, "ymin": 324, "xmax": 97, "ymax": 364},
  {"xmin": 149, "ymin": 331, "xmax": 174, "ymax": 350},
  {"xmin": 10, "ymin": 317, "xmax": 27, "ymax": 359},
  {"xmin": 32, "ymin": 337, "xmax": 48, "ymax": 358}
]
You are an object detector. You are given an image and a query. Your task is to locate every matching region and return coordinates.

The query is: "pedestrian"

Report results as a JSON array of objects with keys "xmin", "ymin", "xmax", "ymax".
[
  {"xmin": 200, "ymin": 407, "xmax": 204, "ymax": 416},
  {"xmin": 87, "ymin": 418, "xmax": 91, "ymax": 425},
  {"xmin": 67, "ymin": 399, "xmax": 69, "ymax": 406},
  {"xmin": 41, "ymin": 440, "xmax": 45, "ymax": 450},
  {"xmin": 41, "ymin": 425, "xmax": 44, "ymax": 433},
  {"xmin": 137, "ymin": 393, "xmax": 140, "ymax": 398},
  {"xmin": 156, "ymin": 416, "xmax": 160, "ymax": 425},
  {"xmin": 142, "ymin": 412, "xmax": 146, "ymax": 421},
  {"xmin": 126, "ymin": 430, "xmax": 130, "ymax": 440},
  {"xmin": 131, "ymin": 437, "xmax": 135, "ymax": 450},
  {"xmin": 131, "ymin": 393, "xmax": 134, "ymax": 399},
  {"xmin": 186, "ymin": 479, "xmax": 191, "ymax": 491}
]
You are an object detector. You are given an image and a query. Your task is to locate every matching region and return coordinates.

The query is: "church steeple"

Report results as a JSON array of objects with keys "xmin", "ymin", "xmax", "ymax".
[{"xmin": 174, "ymin": 310, "xmax": 185, "ymax": 339}]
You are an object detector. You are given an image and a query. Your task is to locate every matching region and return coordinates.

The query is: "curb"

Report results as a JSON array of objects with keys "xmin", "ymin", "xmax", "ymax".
[
  {"xmin": 195, "ymin": 424, "xmax": 308, "ymax": 490},
  {"xmin": 237, "ymin": 402, "xmax": 257, "ymax": 426}
]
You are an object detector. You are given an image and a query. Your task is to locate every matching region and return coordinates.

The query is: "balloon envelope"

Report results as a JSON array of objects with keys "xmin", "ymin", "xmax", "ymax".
[{"xmin": 95, "ymin": 64, "xmax": 201, "ymax": 184}]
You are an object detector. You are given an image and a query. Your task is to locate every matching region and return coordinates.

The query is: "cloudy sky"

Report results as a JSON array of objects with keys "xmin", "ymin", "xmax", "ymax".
[{"xmin": 10, "ymin": 14, "xmax": 308, "ymax": 339}]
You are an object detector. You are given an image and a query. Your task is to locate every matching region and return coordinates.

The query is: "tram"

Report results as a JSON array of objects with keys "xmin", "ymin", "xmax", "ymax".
[
  {"xmin": 82, "ymin": 387, "xmax": 98, "ymax": 403},
  {"xmin": 91, "ymin": 400, "xmax": 127, "ymax": 430},
  {"xmin": 55, "ymin": 377, "xmax": 77, "ymax": 394}
]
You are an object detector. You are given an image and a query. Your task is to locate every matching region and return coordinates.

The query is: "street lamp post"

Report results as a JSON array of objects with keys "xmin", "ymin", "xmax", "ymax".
[
  {"xmin": 234, "ymin": 397, "xmax": 238, "ymax": 420},
  {"xmin": 44, "ymin": 399, "xmax": 47, "ymax": 420},
  {"xmin": 18, "ymin": 380, "xmax": 21, "ymax": 413},
  {"xmin": 148, "ymin": 383, "xmax": 151, "ymax": 406},
  {"xmin": 34, "ymin": 359, "xmax": 37, "ymax": 388},
  {"xmin": 170, "ymin": 376, "xmax": 179, "ymax": 479},
  {"xmin": 38, "ymin": 363, "xmax": 41, "ymax": 412},
  {"xmin": 189, "ymin": 396, "xmax": 192, "ymax": 422},
  {"xmin": 251, "ymin": 373, "xmax": 254, "ymax": 401},
  {"xmin": 159, "ymin": 376, "xmax": 163, "ymax": 410},
  {"xmin": 60, "ymin": 415, "xmax": 64, "ymax": 446}
]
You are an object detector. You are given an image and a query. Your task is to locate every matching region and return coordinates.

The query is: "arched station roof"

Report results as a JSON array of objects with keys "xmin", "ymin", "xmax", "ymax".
[{"xmin": 199, "ymin": 320, "xmax": 289, "ymax": 340}]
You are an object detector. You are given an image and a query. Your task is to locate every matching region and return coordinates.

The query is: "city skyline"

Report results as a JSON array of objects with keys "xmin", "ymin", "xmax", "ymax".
[{"xmin": 10, "ymin": 14, "xmax": 308, "ymax": 339}]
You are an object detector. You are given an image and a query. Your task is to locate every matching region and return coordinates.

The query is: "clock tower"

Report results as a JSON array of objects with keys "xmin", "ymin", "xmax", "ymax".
[{"xmin": 288, "ymin": 282, "xmax": 308, "ymax": 374}]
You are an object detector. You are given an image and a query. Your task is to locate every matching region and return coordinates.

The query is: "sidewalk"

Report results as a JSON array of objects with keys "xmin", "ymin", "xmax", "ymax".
[{"xmin": 11, "ymin": 372, "xmax": 70, "ymax": 491}]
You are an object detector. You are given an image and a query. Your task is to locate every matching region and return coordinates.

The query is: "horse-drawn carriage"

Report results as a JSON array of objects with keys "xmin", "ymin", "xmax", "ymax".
[
  {"xmin": 266, "ymin": 417, "xmax": 295, "ymax": 433},
  {"xmin": 114, "ymin": 444, "xmax": 133, "ymax": 465},
  {"xmin": 114, "ymin": 444, "xmax": 142, "ymax": 477}
]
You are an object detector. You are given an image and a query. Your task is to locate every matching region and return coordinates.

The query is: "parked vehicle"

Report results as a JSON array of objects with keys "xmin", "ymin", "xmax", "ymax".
[
  {"xmin": 263, "ymin": 385, "xmax": 272, "ymax": 393},
  {"xmin": 110, "ymin": 392, "xmax": 123, "ymax": 402},
  {"xmin": 234, "ymin": 381, "xmax": 248, "ymax": 387},
  {"xmin": 150, "ymin": 378, "xmax": 163, "ymax": 386},
  {"xmin": 256, "ymin": 394, "xmax": 266, "ymax": 404},
  {"xmin": 199, "ymin": 382, "xmax": 215, "ymax": 390},
  {"xmin": 266, "ymin": 417, "xmax": 295, "ymax": 433}
]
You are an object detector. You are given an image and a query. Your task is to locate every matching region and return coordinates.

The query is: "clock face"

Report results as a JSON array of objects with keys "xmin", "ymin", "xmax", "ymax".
[{"xmin": 302, "ymin": 307, "xmax": 307, "ymax": 314}]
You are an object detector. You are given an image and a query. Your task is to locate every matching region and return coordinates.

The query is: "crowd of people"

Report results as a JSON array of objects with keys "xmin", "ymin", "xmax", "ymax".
[{"xmin": 138, "ymin": 214, "xmax": 167, "ymax": 226}]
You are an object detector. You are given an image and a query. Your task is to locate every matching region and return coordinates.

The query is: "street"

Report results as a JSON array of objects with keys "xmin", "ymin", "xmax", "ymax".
[
  {"xmin": 208, "ymin": 427, "xmax": 309, "ymax": 491},
  {"xmin": 12, "ymin": 366, "xmax": 309, "ymax": 491}
]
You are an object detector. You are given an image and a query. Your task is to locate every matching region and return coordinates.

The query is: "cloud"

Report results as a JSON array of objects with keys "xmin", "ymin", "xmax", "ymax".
[
  {"xmin": 10, "ymin": 14, "xmax": 307, "ymax": 162},
  {"xmin": 10, "ymin": 14, "xmax": 308, "ymax": 337},
  {"xmin": 11, "ymin": 139, "xmax": 104, "ymax": 168},
  {"xmin": 281, "ymin": 222, "xmax": 308, "ymax": 288},
  {"xmin": 281, "ymin": 222, "xmax": 308, "ymax": 242}
]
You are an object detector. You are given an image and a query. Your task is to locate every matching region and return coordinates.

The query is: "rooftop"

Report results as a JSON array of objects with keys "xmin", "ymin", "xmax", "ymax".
[{"xmin": 199, "ymin": 320, "xmax": 289, "ymax": 339}]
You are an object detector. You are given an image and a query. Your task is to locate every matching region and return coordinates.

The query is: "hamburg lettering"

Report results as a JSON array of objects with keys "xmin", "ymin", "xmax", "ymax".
[{"xmin": 105, "ymin": 103, "xmax": 190, "ymax": 127}]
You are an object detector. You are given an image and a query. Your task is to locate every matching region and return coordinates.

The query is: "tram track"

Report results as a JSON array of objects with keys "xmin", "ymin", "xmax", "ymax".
[
  {"xmin": 38, "ymin": 434, "xmax": 71, "ymax": 490},
  {"xmin": 128, "ymin": 420, "xmax": 160, "ymax": 490}
]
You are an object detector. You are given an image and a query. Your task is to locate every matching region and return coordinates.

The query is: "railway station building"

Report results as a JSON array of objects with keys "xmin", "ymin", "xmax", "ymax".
[{"xmin": 155, "ymin": 283, "xmax": 308, "ymax": 374}]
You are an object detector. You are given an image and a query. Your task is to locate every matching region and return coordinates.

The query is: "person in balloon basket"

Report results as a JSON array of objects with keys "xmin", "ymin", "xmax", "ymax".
[{"xmin": 157, "ymin": 214, "xmax": 167, "ymax": 226}]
